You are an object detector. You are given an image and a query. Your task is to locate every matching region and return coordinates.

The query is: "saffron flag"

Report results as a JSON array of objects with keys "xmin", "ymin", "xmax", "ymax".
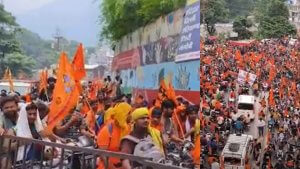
[
  {"xmin": 72, "ymin": 43, "xmax": 86, "ymax": 81},
  {"xmin": 80, "ymin": 100, "xmax": 90, "ymax": 115},
  {"xmin": 269, "ymin": 88, "xmax": 275, "ymax": 108},
  {"xmin": 86, "ymin": 109, "xmax": 96, "ymax": 133},
  {"xmin": 235, "ymin": 50, "xmax": 242, "ymax": 61},
  {"xmin": 39, "ymin": 69, "xmax": 48, "ymax": 94},
  {"xmin": 3, "ymin": 68, "xmax": 14, "ymax": 92},
  {"xmin": 167, "ymin": 83, "xmax": 178, "ymax": 106},
  {"xmin": 72, "ymin": 44, "xmax": 86, "ymax": 93},
  {"xmin": 46, "ymin": 52, "xmax": 80, "ymax": 131},
  {"xmin": 268, "ymin": 65, "xmax": 276, "ymax": 85}
]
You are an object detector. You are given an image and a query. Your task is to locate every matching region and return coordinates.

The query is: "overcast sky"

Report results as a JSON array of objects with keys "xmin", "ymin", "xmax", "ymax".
[{"xmin": 4, "ymin": 0, "xmax": 100, "ymax": 47}]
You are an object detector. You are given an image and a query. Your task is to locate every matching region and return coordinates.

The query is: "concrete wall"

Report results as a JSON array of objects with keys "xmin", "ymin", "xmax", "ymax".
[
  {"xmin": 113, "ymin": 7, "xmax": 200, "ymax": 104},
  {"xmin": 115, "ymin": 8, "xmax": 185, "ymax": 55}
]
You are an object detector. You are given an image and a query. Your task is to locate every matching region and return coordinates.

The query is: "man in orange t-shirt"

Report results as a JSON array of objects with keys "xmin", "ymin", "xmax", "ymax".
[{"xmin": 97, "ymin": 102, "xmax": 132, "ymax": 169}]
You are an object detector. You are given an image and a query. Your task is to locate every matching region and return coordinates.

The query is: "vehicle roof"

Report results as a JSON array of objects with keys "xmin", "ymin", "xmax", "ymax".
[
  {"xmin": 222, "ymin": 134, "xmax": 253, "ymax": 158},
  {"xmin": 238, "ymin": 95, "xmax": 255, "ymax": 104}
]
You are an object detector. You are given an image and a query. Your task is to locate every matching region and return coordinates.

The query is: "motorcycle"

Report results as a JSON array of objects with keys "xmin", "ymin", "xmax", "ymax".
[{"xmin": 164, "ymin": 141, "xmax": 195, "ymax": 169}]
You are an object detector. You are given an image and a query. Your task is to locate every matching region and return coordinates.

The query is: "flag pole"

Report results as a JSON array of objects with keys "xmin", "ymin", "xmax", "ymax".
[{"xmin": 82, "ymin": 95, "xmax": 101, "ymax": 130}]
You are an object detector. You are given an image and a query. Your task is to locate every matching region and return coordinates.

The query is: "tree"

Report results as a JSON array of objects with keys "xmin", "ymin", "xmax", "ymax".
[
  {"xmin": 3, "ymin": 53, "xmax": 36, "ymax": 77},
  {"xmin": 201, "ymin": 0, "xmax": 229, "ymax": 35},
  {"xmin": 16, "ymin": 29, "xmax": 94, "ymax": 70},
  {"xmin": 100, "ymin": 0, "xmax": 186, "ymax": 43},
  {"xmin": 258, "ymin": 16, "xmax": 296, "ymax": 38},
  {"xmin": 0, "ymin": 4, "xmax": 21, "ymax": 76},
  {"xmin": 233, "ymin": 16, "xmax": 253, "ymax": 39},
  {"xmin": 16, "ymin": 29, "xmax": 59, "ymax": 69},
  {"xmin": 225, "ymin": 0, "xmax": 257, "ymax": 20},
  {"xmin": 256, "ymin": 0, "xmax": 296, "ymax": 38}
]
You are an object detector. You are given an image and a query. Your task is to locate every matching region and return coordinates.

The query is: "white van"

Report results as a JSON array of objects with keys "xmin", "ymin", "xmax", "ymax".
[
  {"xmin": 221, "ymin": 134, "xmax": 253, "ymax": 169},
  {"xmin": 237, "ymin": 95, "xmax": 255, "ymax": 120}
]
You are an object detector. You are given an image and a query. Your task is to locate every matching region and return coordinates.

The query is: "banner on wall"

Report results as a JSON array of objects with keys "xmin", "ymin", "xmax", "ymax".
[
  {"xmin": 175, "ymin": 0, "xmax": 200, "ymax": 62},
  {"xmin": 112, "ymin": 48, "xmax": 140, "ymax": 71}
]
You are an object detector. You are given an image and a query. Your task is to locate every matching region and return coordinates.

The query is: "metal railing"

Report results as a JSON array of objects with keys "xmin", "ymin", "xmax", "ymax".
[{"xmin": 0, "ymin": 135, "xmax": 184, "ymax": 169}]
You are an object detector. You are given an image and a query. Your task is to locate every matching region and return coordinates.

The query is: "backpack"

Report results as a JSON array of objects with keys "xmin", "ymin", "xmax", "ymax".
[{"xmin": 122, "ymin": 135, "xmax": 164, "ymax": 162}]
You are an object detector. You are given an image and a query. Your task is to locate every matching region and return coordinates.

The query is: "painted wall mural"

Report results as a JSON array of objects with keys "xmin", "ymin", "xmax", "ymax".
[
  {"xmin": 139, "ymin": 35, "xmax": 180, "ymax": 65},
  {"xmin": 119, "ymin": 60, "xmax": 200, "ymax": 92}
]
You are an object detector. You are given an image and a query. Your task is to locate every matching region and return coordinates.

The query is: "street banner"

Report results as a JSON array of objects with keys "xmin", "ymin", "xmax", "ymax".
[
  {"xmin": 175, "ymin": 0, "xmax": 200, "ymax": 62},
  {"xmin": 237, "ymin": 69, "xmax": 257, "ymax": 86}
]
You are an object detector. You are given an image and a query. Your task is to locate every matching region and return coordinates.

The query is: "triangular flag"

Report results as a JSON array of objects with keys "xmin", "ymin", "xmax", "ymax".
[
  {"xmin": 268, "ymin": 88, "xmax": 275, "ymax": 108},
  {"xmin": 4, "ymin": 68, "xmax": 14, "ymax": 92},
  {"xmin": 39, "ymin": 69, "xmax": 48, "ymax": 94},
  {"xmin": 72, "ymin": 43, "xmax": 86, "ymax": 81}
]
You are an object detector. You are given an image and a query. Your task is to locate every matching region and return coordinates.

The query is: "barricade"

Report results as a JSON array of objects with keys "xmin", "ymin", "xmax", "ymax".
[{"xmin": 0, "ymin": 135, "xmax": 184, "ymax": 169}]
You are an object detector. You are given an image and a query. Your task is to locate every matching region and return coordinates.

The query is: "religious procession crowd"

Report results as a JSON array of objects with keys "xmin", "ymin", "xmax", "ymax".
[
  {"xmin": 0, "ymin": 44, "xmax": 200, "ymax": 169},
  {"xmin": 200, "ymin": 38, "xmax": 300, "ymax": 169}
]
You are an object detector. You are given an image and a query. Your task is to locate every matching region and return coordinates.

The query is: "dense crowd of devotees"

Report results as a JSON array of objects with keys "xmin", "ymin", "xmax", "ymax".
[
  {"xmin": 200, "ymin": 38, "xmax": 300, "ymax": 169},
  {"xmin": 0, "ymin": 75, "xmax": 200, "ymax": 169}
]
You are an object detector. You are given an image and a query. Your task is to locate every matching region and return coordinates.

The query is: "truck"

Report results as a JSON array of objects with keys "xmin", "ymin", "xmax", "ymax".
[
  {"xmin": 221, "ymin": 134, "xmax": 253, "ymax": 169},
  {"xmin": 237, "ymin": 95, "xmax": 255, "ymax": 120}
]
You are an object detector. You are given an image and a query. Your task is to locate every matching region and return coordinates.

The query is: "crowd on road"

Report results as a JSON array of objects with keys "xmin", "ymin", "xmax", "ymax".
[
  {"xmin": 0, "ymin": 73, "xmax": 200, "ymax": 169},
  {"xmin": 200, "ymin": 38, "xmax": 300, "ymax": 169}
]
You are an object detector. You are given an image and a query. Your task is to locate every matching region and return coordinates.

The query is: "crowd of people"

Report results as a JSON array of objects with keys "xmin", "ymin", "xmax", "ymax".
[
  {"xmin": 0, "ymin": 74, "xmax": 200, "ymax": 169},
  {"xmin": 200, "ymin": 38, "xmax": 300, "ymax": 169}
]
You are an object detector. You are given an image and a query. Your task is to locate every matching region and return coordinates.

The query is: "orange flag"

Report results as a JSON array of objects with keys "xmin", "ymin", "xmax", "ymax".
[
  {"xmin": 160, "ymin": 79, "xmax": 167, "ymax": 92},
  {"xmin": 279, "ymin": 87, "xmax": 284, "ymax": 99},
  {"xmin": 167, "ymin": 83, "xmax": 177, "ymax": 106},
  {"xmin": 235, "ymin": 50, "xmax": 242, "ymax": 61},
  {"xmin": 253, "ymin": 53, "xmax": 262, "ymax": 63},
  {"xmin": 88, "ymin": 82, "xmax": 97, "ymax": 100},
  {"xmin": 269, "ymin": 88, "xmax": 275, "ymax": 108},
  {"xmin": 86, "ymin": 109, "xmax": 96, "ymax": 133},
  {"xmin": 72, "ymin": 43, "xmax": 86, "ymax": 81},
  {"xmin": 291, "ymin": 81, "xmax": 297, "ymax": 92},
  {"xmin": 80, "ymin": 100, "xmax": 90, "ymax": 115},
  {"xmin": 46, "ymin": 52, "xmax": 80, "ymax": 131},
  {"xmin": 284, "ymin": 109, "xmax": 289, "ymax": 117},
  {"xmin": 193, "ymin": 135, "xmax": 200, "ymax": 165},
  {"xmin": 3, "ymin": 68, "xmax": 14, "ymax": 92},
  {"xmin": 39, "ymin": 69, "xmax": 48, "ymax": 94},
  {"xmin": 268, "ymin": 65, "xmax": 276, "ymax": 84},
  {"xmin": 25, "ymin": 94, "xmax": 31, "ymax": 103},
  {"xmin": 72, "ymin": 44, "xmax": 86, "ymax": 94},
  {"xmin": 269, "ymin": 57, "xmax": 275, "ymax": 65}
]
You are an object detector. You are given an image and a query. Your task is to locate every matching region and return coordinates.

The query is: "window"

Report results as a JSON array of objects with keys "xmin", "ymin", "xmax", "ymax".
[{"xmin": 238, "ymin": 103, "xmax": 253, "ymax": 110}]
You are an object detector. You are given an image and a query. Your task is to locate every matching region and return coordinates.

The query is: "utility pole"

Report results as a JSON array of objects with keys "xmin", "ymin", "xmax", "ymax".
[{"xmin": 53, "ymin": 28, "xmax": 63, "ymax": 51}]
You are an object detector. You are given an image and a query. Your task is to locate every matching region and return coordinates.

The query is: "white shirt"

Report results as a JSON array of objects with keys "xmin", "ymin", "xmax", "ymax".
[
  {"xmin": 231, "ymin": 113, "xmax": 239, "ymax": 121},
  {"xmin": 257, "ymin": 120, "xmax": 266, "ymax": 127}
]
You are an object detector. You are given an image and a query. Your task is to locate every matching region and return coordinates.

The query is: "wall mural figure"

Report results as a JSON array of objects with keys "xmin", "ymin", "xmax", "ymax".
[{"xmin": 175, "ymin": 65, "xmax": 190, "ymax": 90}]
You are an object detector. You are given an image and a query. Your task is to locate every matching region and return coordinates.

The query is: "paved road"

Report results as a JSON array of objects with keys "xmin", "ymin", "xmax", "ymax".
[{"xmin": 245, "ymin": 91, "xmax": 271, "ymax": 169}]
